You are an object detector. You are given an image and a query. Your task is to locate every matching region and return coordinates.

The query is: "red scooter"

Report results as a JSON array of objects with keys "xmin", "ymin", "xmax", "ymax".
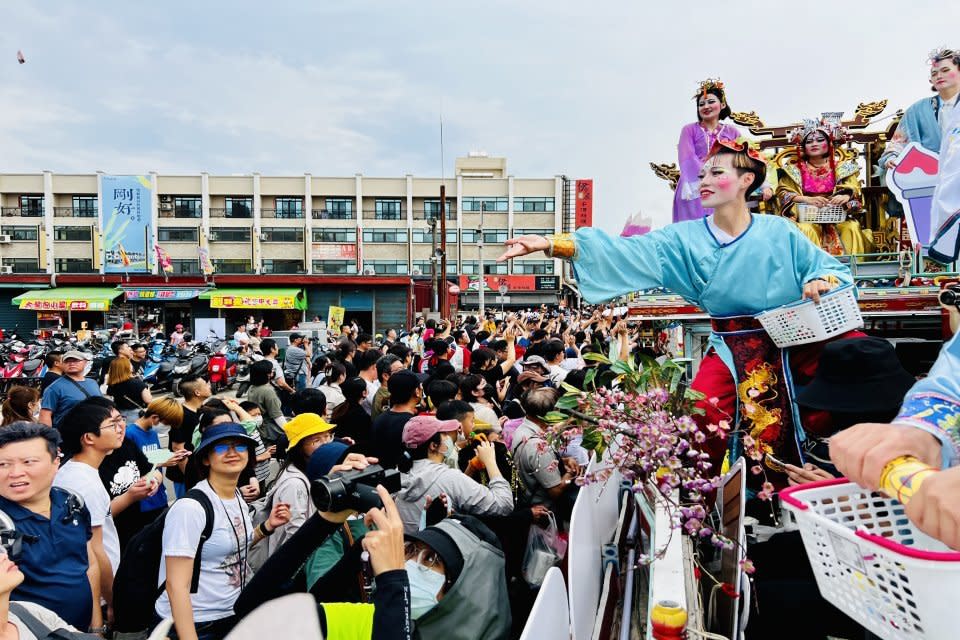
[{"xmin": 207, "ymin": 342, "xmax": 239, "ymax": 394}]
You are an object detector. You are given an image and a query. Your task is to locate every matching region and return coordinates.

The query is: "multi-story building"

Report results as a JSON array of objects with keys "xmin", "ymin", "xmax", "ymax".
[{"xmin": 0, "ymin": 154, "xmax": 589, "ymax": 334}]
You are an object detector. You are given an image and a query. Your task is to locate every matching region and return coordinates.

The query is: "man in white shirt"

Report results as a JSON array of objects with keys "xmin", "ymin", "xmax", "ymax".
[
  {"xmin": 355, "ymin": 350, "xmax": 382, "ymax": 415},
  {"xmin": 233, "ymin": 324, "xmax": 250, "ymax": 352},
  {"xmin": 54, "ymin": 398, "xmax": 150, "ymax": 620}
]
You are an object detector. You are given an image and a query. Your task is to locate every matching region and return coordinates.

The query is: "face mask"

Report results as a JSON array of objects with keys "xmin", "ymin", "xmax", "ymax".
[
  {"xmin": 405, "ymin": 559, "xmax": 445, "ymax": 619},
  {"xmin": 251, "ymin": 416, "xmax": 264, "ymax": 427},
  {"xmin": 441, "ymin": 435, "xmax": 455, "ymax": 457}
]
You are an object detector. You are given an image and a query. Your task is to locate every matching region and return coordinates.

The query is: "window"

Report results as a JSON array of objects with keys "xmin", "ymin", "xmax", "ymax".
[
  {"xmin": 19, "ymin": 196, "xmax": 44, "ymax": 217},
  {"xmin": 514, "ymin": 197, "xmax": 555, "ymax": 213},
  {"xmin": 312, "ymin": 228, "xmax": 356, "ymax": 243},
  {"xmin": 212, "ymin": 259, "xmax": 252, "ymax": 273},
  {"xmin": 158, "ymin": 227, "xmax": 199, "ymax": 243},
  {"xmin": 513, "ymin": 260, "xmax": 554, "ymax": 275},
  {"xmin": 365, "ymin": 260, "xmax": 408, "ymax": 275},
  {"xmin": 513, "ymin": 228, "xmax": 554, "ymax": 237},
  {"xmin": 1, "ymin": 258, "xmax": 40, "ymax": 273},
  {"xmin": 225, "ymin": 197, "xmax": 253, "ymax": 218},
  {"xmin": 210, "ymin": 227, "xmax": 251, "ymax": 242},
  {"xmin": 461, "ymin": 197, "xmax": 507, "ymax": 213},
  {"xmin": 461, "ymin": 229, "xmax": 478, "ymax": 243},
  {"xmin": 461, "ymin": 260, "xmax": 478, "ymax": 275},
  {"xmin": 262, "ymin": 259, "xmax": 304, "ymax": 274},
  {"xmin": 362, "ymin": 229, "xmax": 408, "ymax": 243},
  {"xmin": 174, "ymin": 197, "xmax": 202, "ymax": 219},
  {"xmin": 54, "ymin": 226, "xmax": 92, "ymax": 242},
  {"xmin": 170, "ymin": 259, "xmax": 200, "ymax": 274},
  {"xmin": 275, "ymin": 197, "xmax": 304, "ymax": 219},
  {"xmin": 412, "ymin": 260, "xmax": 459, "ymax": 276},
  {"xmin": 262, "ymin": 227, "xmax": 303, "ymax": 243},
  {"xmin": 412, "ymin": 229, "xmax": 457, "ymax": 244},
  {"xmin": 72, "ymin": 196, "xmax": 97, "ymax": 217},
  {"xmin": 319, "ymin": 198, "xmax": 353, "ymax": 219},
  {"xmin": 374, "ymin": 199, "xmax": 402, "ymax": 220},
  {"xmin": 55, "ymin": 258, "xmax": 94, "ymax": 273},
  {"xmin": 313, "ymin": 260, "xmax": 357, "ymax": 274},
  {"xmin": 0, "ymin": 226, "xmax": 39, "ymax": 241},
  {"xmin": 481, "ymin": 229, "xmax": 509, "ymax": 244},
  {"xmin": 483, "ymin": 262, "xmax": 508, "ymax": 275},
  {"xmin": 423, "ymin": 199, "xmax": 456, "ymax": 220}
]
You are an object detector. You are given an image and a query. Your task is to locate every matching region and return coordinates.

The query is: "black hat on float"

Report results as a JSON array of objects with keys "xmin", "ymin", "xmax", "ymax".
[{"xmin": 794, "ymin": 337, "xmax": 915, "ymax": 413}]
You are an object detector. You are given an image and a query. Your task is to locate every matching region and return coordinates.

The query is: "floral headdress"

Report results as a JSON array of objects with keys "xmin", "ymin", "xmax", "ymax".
[
  {"xmin": 695, "ymin": 77, "xmax": 725, "ymax": 100},
  {"xmin": 709, "ymin": 136, "xmax": 764, "ymax": 163},
  {"xmin": 786, "ymin": 117, "xmax": 849, "ymax": 146},
  {"xmin": 929, "ymin": 47, "xmax": 959, "ymax": 65}
]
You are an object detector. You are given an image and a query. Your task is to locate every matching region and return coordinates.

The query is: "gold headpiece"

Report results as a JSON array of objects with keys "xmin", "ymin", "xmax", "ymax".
[
  {"xmin": 696, "ymin": 78, "xmax": 725, "ymax": 100},
  {"xmin": 786, "ymin": 115, "xmax": 849, "ymax": 146}
]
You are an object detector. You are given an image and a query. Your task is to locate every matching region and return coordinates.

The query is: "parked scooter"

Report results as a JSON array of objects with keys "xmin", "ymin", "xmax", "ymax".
[
  {"xmin": 171, "ymin": 342, "xmax": 211, "ymax": 397},
  {"xmin": 207, "ymin": 341, "xmax": 240, "ymax": 394}
]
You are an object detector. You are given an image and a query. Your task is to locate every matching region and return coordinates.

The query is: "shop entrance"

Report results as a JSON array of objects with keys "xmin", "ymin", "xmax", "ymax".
[{"xmin": 343, "ymin": 310, "xmax": 373, "ymax": 334}]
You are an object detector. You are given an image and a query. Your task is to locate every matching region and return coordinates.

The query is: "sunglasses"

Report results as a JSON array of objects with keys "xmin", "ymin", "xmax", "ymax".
[{"xmin": 212, "ymin": 442, "xmax": 248, "ymax": 456}]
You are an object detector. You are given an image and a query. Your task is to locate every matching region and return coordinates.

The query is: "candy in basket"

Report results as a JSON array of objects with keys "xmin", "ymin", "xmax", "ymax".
[
  {"xmin": 755, "ymin": 284, "xmax": 863, "ymax": 349},
  {"xmin": 780, "ymin": 457, "xmax": 960, "ymax": 639}
]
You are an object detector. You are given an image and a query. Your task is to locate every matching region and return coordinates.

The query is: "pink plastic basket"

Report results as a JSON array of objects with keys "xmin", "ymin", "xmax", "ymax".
[{"xmin": 780, "ymin": 479, "xmax": 960, "ymax": 639}]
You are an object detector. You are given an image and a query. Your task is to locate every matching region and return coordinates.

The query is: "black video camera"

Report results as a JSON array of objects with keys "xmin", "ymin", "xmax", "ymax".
[
  {"xmin": 311, "ymin": 464, "xmax": 401, "ymax": 513},
  {"xmin": 939, "ymin": 284, "xmax": 960, "ymax": 307}
]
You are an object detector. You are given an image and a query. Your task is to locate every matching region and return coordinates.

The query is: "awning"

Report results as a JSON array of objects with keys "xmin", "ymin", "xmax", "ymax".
[
  {"xmin": 199, "ymin": 288, "xmax": 307, "ymax": 310},
  {"xmin": 120, "ymin": 286, "xmax": 210, "ymax": 302},
  {"xmin": 12, "ymin": 287, "xmax": 122, "ymax": 311}
]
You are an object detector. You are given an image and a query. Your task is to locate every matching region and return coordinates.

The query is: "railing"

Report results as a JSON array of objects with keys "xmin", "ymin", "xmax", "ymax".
[
  {"xmin": 209, "ymin": 208, "xmax": 252, "ymax": 219},
  {"xmin": 362, "ymin": 209, "xmax": 405, "ymax": 221},
  {"xmin": 261, "ymin": 208, "xmax": 305, "ymax": 220},
  {"xmin": 54, "ymin": 207, "xmax": 97, "ymax": 218},
  {"xmin": 412, "ymin": 209, "xmax": 457, "ymax": 221},
  {"xmin": 1, "ymin": 207, "xmax": 42, "ymax": 217},
  {"xmin": 311, "ymin": 209, "xmax": 354, "ymax": 220}
]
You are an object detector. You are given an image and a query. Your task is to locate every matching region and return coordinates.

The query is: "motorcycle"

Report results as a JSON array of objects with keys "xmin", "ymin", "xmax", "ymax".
[
  {"xmin": 142, "ymin": 339, "xmax": 175, "ymax": 386},
  {"xmin": 234, "ymin": 351, "xmax": 262, "ymax": 398},
  {"xmin": 207, "ymin": 341, "xmax": 240, "ymax": 394},
  {"xmin": 171, "ymin": 343, "xmax": 211, "ymax": 397}
]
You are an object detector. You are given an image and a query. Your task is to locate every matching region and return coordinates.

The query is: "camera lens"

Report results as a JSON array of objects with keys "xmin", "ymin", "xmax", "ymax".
[{"xmin": 940, "ymin": 289, "xmax": 960, "ymax": 307}]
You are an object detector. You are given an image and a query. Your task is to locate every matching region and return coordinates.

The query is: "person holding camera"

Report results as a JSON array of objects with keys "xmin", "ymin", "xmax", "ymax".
[
  {"xmin": 284, "ymin": 333, "xmax": 312, "ymax": 393},
  {"xmin": 395, "ymin": 416, "xmax": 513, "ymax": 534}
]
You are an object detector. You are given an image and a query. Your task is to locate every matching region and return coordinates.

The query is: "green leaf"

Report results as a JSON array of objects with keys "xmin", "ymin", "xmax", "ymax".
[
  {"xmin": 685, "ymin": 388, "xmax": 707, "ymax": 401},
  {"xmin": 584, "ymin": 367, "xmax": 597, "ymax": 389},
  {"xmin": 555, "ymin": 395, "xmax": 580, "ymax": 410},
  {"xmin": 560, "ymin": 382, "xmax": 581, "ymax": 395},
  {"xmin": 669, "ymin": 366, "xmax": 683, "ymax": 393},
  {"xmin": 543, "ymin": 411, "xmax": 568, "ymax": 424},
  {"xmin": 611, "ymin": 360, "xmax": 634, "ymax": 376},
  {"xmin": 582, "ymin": 352, "xmax": 612, "ymax": 365},
  {"xmin": 581, "ymin": 429, "xmax": 603, "ymax": 451}
]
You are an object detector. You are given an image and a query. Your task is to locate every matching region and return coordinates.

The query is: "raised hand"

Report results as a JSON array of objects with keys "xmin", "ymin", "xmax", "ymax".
[{"xmin": 497, "ymin": 235, "xmax": 549, "ymax": 262}]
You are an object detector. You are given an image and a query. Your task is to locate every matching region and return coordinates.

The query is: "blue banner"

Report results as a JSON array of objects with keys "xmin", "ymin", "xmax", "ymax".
[{"xmin": 102, "ymin": 175, "xmax": 152, "ymax": 273}]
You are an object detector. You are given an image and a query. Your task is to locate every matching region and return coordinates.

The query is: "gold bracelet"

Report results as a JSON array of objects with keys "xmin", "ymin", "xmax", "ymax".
[{"xmin": 546, "ymin": 233, "xmax": 576, "ymax": 260}]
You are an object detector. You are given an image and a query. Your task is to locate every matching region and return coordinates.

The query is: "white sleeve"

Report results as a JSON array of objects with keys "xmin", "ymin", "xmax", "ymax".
[
  {"xmin": 273, "ymin": 477, "xmax": 310, "ymax": 546},
  {"xmin": 446, "ymin": 469, "xmax": 514, "ymax": 517},
  {"xmin": 162, "ymin": 498, "xmax": 208, "ymax": 558}
]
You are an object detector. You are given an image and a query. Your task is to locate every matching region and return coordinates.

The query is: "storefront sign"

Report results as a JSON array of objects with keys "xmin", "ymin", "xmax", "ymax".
[
  {"xmin": 328, "ymin": 305, "xmax": 346, "ymax": 330},
  {"xmin": 575, "ymin": 179, "xmax": 593, "ymax": 228},
  {"xmin": 21, "ymin": 299, "xmax": 108, "ymax": 311},
  {"xmin": 124, "ymin": 288, "xmax": 207, "ymax": 301},
  {"xmin": 209, "ymin": 294, "xmax": 298, "ymax": 309},
  {"xmin": 458, "ymin": 275, "xmax": 559, "ymax": 293},
  {"xmin": 102, "ymin": 175, "xmax": 153, "ymax": 273},
  {"xmin": 311, "ymin": 243, "xmax": 357, "ymax": 260}
]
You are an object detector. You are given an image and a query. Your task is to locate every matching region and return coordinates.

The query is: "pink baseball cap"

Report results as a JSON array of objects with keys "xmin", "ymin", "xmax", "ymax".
[{"xmin": 402, "ymin": 415, "xmax": 461, "ymax": 448}]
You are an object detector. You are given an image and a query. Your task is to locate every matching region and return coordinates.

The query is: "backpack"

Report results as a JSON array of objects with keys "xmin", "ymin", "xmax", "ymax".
[
  {"xmin": 246, "ymin": 471, "xmax": 309, "ymax": 572},
  {"xmin": 8, "ymin": 602, "xmax": 100, "ymax": 639},
  {"xmin": 112, "ymin": 489, "xmax": 214, "ymax": 633}
]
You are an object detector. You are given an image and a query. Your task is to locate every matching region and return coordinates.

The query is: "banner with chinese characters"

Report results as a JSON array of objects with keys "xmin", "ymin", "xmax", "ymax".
[
  {"xmin": 102, "ymin": 175, "xmax": 152, "ymax": 273},
  {"xmin": 209, "ymin": 293, "xmax": 298, "ymax": 309},
  {"xmin": 328, "ymin": 305, "xmax": 346, "ymax": 331},
  {"xmin": 575, "ymin": 179, "xmax": 593, "ymax": 228}
]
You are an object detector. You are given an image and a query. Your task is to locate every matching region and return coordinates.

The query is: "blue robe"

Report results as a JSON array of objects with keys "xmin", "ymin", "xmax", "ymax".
[
  {"xmin": 880, "ymin": 96, "xmax": 945, "ymax": 167},
  {"xmin": 894, "ymin": 333, "xmax": 960, "ymax": 469}
]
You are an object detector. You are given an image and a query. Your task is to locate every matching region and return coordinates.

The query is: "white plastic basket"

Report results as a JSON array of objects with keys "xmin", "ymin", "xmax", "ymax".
[
  {"xmin": 796, "ymin": 203, "xmax": 847, "ymax": 224},
  {"xmin": 755, "ymin": 284, "xmax": 863, "ymax": 348},
  {"xmin": 780, "ymin": 479, "xmax": 960, "ymax": 640}
]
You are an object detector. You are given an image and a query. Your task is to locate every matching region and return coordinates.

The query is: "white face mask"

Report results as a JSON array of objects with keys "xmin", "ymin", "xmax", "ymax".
[
  {"xmin": 251, "ymin": 416, "xmax": 264, "ymax": 427},
  {"xmin": 405, "ymin": 559, "xmax": 445, "ymax": 619}
]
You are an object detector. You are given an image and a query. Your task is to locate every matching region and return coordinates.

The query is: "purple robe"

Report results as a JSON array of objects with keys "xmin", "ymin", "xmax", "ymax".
[{"xmin": 672, "ymin": 122, "xmax": 741, "ymax": 223}]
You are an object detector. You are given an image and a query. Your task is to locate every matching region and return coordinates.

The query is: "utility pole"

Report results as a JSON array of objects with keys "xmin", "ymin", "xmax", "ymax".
[
  {"xmin": 439, "ymin": 184, "xmax": 448, "ymax": 319},
  {"xmin": 429, "ymin": 216, "xmax": 438, "ymax": 313},
  {"xmin": 477, "ymin": 201, "xmax": 485, "ymax": 318}
]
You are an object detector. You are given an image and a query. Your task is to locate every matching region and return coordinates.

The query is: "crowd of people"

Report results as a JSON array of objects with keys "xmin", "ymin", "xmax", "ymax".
[{"xmin": 0, "ymin": 45, "xmax": 956, "ymax": 640}]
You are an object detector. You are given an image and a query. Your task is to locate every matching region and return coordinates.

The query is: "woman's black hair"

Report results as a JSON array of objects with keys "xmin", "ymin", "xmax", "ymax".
[
  {"xmin": 397, "ymin": 432, "xmax": 443, "ymax": 473},
  {"xmin": 695, "ymin": 87, "xmax": 731, "ymax": 121},
  {"xmin": 197, "ymin": 408, "xmax": 231, "ymax": 438},
  {"xmin": 325, "ymin": 361, "xmax": 347, "ymax": 385},
  {"xmin": 706, "ymin": 144, "xmax": 767, "ymax": 195},
  {"xmin": 250, "ymin": 359, "xmax": 274, "ymax": 386},
  {"xmin": 311, "ymin": 355, "xmax": 330, "ymax": 378}
]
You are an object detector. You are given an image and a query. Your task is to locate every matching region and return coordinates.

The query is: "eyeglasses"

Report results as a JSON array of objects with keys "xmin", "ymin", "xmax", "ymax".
[
  {"xmin": 404, "ymin": 541, "xmax": 441, "ymax": 570},
  {"xmin": 212, "ymin": 442, "xmax": 248, "ymax": 456},
  {"xmin": 99, "ymin": 419, "xmax": 124, "ymax": 433}
]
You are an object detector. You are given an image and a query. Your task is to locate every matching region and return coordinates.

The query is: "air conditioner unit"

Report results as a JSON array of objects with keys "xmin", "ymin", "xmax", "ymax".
[
  {"xmin": 208, "ymin": 232, "xmax": 218, "ymax": 242},
  {"xmin": 412, "ymin": 268, "xmax": 422, "ymax": 276},
  {"xmin": 0, "ymin": 266, "xmax": 12, "ymax": 274},
  {"xmin": 258, "ymin": 233, "xmax": 268, "ymax": 241},
  {"xmin": 160, "ymin": 202, "xmax": 173, "ymax": 211},
  {"xmin": 0, "ymin": 235, "xmax": 11, "ymax": 244},
  {"xmin": 362, "ymin": 267, "xmax": 376, "ymax": 276},
  {"xmin": 160, "ymin": 195, "xmax": 173, "ymax": 204}
]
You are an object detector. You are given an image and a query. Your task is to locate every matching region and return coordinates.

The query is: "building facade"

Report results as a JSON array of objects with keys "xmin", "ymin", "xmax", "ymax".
[{"xmin": 0, "ymin": 154, "xmax": 585, "ymax": 334}]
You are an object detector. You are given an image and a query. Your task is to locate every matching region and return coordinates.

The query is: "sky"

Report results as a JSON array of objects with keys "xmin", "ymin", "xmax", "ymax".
[{"xmin": 1, "ymin": 0, "xmax": 958, "ymax": 234}]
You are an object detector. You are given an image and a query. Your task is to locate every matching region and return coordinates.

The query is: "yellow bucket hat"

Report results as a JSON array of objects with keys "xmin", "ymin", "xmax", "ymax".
[{"xmin": 283, "ymin": 412, "xmax": 336, "ymax": 449}]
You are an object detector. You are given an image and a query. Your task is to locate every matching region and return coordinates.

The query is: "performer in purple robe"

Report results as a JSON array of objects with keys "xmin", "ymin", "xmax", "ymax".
[{"xmin": 672, "ymin": 79, "xmax": 742, "ymax": 223}]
